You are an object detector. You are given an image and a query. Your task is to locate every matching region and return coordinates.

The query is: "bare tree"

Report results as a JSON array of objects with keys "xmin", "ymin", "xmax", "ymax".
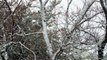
[{"xmin": 0, "ymin": 0, "xmax": 106, "ymax": 60}]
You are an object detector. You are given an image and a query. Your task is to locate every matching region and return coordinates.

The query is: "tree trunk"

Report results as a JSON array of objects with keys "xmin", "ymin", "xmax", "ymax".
[
  {"xmin": 39, "ymin": 0, "xmax": 53, "ymax": 59},
  {"xmin": 98, "ymin": 0, "xmax": 107, "ymax": 60}
]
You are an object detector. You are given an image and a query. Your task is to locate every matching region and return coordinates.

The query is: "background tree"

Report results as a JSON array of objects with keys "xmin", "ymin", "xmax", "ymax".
[{"xmin": 0, "ymin": 0, "xmax": 106, "ymax": 60}]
